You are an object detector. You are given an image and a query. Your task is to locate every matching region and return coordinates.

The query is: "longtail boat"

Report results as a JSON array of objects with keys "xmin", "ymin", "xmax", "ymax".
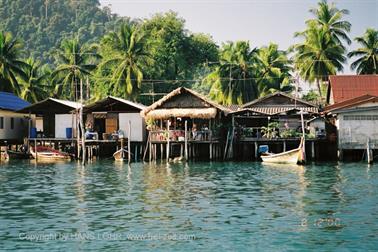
[
  {"xmin": 113, "ymin": 148, "xmax": 129, "ymax": 161},
  {"xmin": 6, "ymin": 150, "xmax": 31, "ymax": 159},
  {"xmin": 30, "ymin": 146, "xmax": 71, "ymax": 161},
  {"xmin": 260, "ymin": 137, "xmax": 305, "ymax": 164}
]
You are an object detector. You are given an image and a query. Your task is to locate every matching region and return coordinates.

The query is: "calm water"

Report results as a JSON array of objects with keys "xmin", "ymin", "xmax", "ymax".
[{"xmin": 0, "ymin": 160, "xmax": 377, "ymax": 251}]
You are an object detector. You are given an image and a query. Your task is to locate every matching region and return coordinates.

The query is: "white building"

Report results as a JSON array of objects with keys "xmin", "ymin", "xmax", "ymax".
[
  {"xmin": 18, "ymin": 98, "xmax": 81, "ymax": 138},
  {"xmin": 84, "ymin": 96, "xmax": 146, "ymax": 142},
  {"xmin": 0, "ymin": 92, "xmax": 30, "ymax": 143}
]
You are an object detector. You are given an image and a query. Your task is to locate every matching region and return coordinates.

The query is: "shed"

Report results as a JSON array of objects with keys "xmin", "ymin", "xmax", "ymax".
[
  {"xmin": 0, "ymin": 92, "xmax": 30, "ymax": 142},
  {"xmin": 84, "ymin": 96, "xmax": 146, "ymax": 142},
  {"xmin": 230, "ymin": 92, "xmax": 319, "ymax": 139},
  {"xmin": 324, "ymin": 94, "xmax": 378, "ymax": 150},
  {"xmin": 18, "ymin": 98, "xmax": 81, "ymax": 138}
]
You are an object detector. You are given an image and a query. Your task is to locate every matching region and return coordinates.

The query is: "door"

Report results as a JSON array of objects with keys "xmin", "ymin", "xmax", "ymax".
[{"xmin": 106, "ymin": 118, "xmax": 118, "ymax": 133}]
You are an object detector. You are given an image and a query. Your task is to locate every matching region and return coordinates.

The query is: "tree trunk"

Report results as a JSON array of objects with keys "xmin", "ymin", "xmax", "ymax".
[{"xmin": 316, "ymin": 78, "xmax": 322, "ymax": 98}]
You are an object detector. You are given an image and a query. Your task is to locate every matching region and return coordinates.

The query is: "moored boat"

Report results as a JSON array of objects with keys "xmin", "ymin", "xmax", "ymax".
[
  {"xmin": 6, "ymin": 150, "xmax": 31, "ymax": 159},
  {"xmin": 0, "ymin": 151, "xmax": 9, "ymax": 161},
  {"xmin": 113, "ymin": 148, "xmax": 129, "ymax": 161},
  {"xmin": 261, "ymin": 137, "xmax": 305, "ymax": 164},
  {"xmin": 30, "ymin": 146, "xmax": 71, "ymax": 161}
]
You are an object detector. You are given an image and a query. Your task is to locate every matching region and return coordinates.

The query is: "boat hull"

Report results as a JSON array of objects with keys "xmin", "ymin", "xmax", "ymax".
[
  {"xmin": 261, "ymin": 137, "xmax": 305, "ymax": 164},
  {"xmin": 113, "ymin": 148, "xmax": 128, "ymax": 161},
  {"xmin": 30, "ymin": 147, "xmax": 71, "ymax": 161},
  {"xmin": 7, "ymin": 150, "xmax": 31, "ymax": 160},
  {"xmin": 261, "ymin": 148, "xmax": 301, "ymax": 164}
]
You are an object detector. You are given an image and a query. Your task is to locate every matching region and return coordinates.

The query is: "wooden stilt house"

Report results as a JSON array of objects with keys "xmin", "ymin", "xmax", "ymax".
[{"xmin": 141, "ymin": 87, "xmax": 231, "ymax": 160}]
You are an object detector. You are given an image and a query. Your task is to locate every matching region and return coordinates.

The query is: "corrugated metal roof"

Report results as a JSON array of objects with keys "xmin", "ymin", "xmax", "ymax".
[
  {"xmin": 18, "ymin": 98, "xmax": 81, "ymax": 114},
  {"xmin": 108, "ymin": 96, "xmax": 146, "ymax": 110},
  {"xmin": 328, "ymin": 75, "xmax": 378, "ymax": 104},
  {"xmin": 230, "ymin": 106, "xmax": 318, "ymax": 115},
  {"xmin": 49, "ymin": 98, "xmax": 81, "ymax": 108},
  {"xmin": 248, "ymin": 106, "xmax": 318, "ymax": 115},
  {"xmin": 324, "ymin": 94, "xmax": 378, "ymax": 113},
  {"xmin": 0, "ymin": 92, "xmax": 30, "ymax": 111}
]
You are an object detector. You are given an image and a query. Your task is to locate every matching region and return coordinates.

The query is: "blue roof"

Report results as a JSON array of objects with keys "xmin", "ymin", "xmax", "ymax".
[{"xmin": 0, "ymin": 92, "xmax": 31, "ymax": 111}]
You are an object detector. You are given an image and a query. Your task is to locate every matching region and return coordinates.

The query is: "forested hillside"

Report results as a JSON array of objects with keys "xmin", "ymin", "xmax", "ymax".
[
  {"xmin": 0, "ymin": 0, "xmax": 376, "ymax": 105},
  {"xmin": 0, "ymin": 0, "xmax": 120, "ymax": 63}
]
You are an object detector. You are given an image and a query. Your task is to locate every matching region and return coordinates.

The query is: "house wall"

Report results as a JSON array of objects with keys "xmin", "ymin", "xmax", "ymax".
[
  {"xmin": 0, "ymin": 110, "xmax": 28, "ymax": 140},
  {"xmin": 119, "ymin": 113, "xmax": 145, "ymax": 142},
  {"xmin": 337, "ymin": 109, "xmax": 378, "ymax": 149},
  {"xmin": 55, "ymin": 114, "xmax": 77, "ymax": 138}
]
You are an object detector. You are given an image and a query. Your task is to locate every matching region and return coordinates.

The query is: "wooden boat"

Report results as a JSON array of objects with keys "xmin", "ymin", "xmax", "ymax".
[
  {"xmin": 113, "ymin": 148, "xmax": 129, "ymax": 161},
  {"xmin": 30, "ymin": 146, "xmax": 71, "ymax": 161},
  {"xmin": 6, "ymin": 150, "xmax": 31, "ymax": 159},
  {"xmin": 261, "ymin": 137, "xmax": 305, "ymax": 164},
  {"xmin": 0, "ymin": 151, "xmax": 9, "ymax": 161}
]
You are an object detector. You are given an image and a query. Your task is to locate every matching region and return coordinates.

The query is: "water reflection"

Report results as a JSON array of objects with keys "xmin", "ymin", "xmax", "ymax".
[{"xmin": 0, "ymin": 161, "xmax": 377, "ymax": 251}]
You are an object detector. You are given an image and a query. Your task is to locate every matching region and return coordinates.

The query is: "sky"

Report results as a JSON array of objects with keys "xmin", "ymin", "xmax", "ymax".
[{"xmin": 99, "ymin": 0, "xmax": 378, "ymax": 75}]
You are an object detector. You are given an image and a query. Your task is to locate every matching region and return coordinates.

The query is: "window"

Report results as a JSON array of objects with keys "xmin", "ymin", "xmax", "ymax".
[
  {"xmin": 343, "ymin": 115, "xmax": 378, "ymax": 121},
  {"xmin": 10, "ymin": 117, "xmax": 14, "ymax": 129},
  {"xmin": 0, "ymin": 117, "xmax": 3, "ymax": 129}
]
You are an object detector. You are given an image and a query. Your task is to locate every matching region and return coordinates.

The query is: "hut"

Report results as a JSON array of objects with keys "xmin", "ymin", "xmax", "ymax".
[
  {"xmin": 141, "ymin": 87, "xmax": 231, "ymax": 160},
  {"xmin": 18, "ymin": 98, "xmax": 80, "ymax": 139},
  {"xmin": 325, "ymin": 94, "xmax": 378, "ymax": 161},
  {"xmin": 226, "ymin": 92, "xmax": 322, "ymax": 160},
  {"xmin": 0, "ymin": 92, "xmax": 30, "ymax": 144},
  {"xmin": 325, "ymin": 75, "xmax": 378, "ymax": 162},
  {"xmin": 84, "ymin": 96, "xmax": 146, "ymax": 142}
]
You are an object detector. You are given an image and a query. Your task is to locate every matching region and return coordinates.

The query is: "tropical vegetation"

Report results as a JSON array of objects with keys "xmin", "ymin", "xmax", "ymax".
[
  {"xmin": 348, "ymin": 28, "xmax": 378, "ymax": 74},
  {"xmin": 0, "ymin": 0, "xmax": 375, "ymax": 106}
]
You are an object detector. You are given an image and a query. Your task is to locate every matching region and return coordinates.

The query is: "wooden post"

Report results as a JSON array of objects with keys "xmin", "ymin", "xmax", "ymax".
[
  {"xmin": 311, "ymin": 141, "xmax": 315, "ymax": 160},
  {"xmin": 300, "ymin": 110, "xmax": 306, "ymax": 162},
  {"xmin": 367, "ymin": 138, "xmax": 373, "ymax": 164},
  {"xmin": 143, "ymin": 132, "xmax": 149, "ymax": 161},
  {"xmin": 34, "ymin": 138, "xmax": 38, "ymax": 161},
  {"xmin": 338, "ymin": 149, "xmax": 343, "ymax": 161},
  {"xmin": 185, "ymin": 120, "xmax": 188, "ymax": 161},
  {"xmin": 283, "ymin": 140, "xmax": 286, "ymax": 152},
  {"xmin": 121, "ymin": 138, "xmax": 124, "ymax": 159},
  {"xmin": 128, "ymin": 120, "xmax": 131, "ymax": 164},
  {"xmin": 80, "ymin": 79, "xmax": 86, "ymax": 165},
  {"xmin": 230, "ymin": 115, "xmax": 235, "ymax": 159},
  {"xmin": 254, "ymin": 141, "xmax": 258, "ymax": 159},
  {"xmin": 166, "ymin": 120, "xmax": 170, "ymax": 161},
  {"xmin": 135, "ymin": 144, "xmax": 138, "ymax": 162}
]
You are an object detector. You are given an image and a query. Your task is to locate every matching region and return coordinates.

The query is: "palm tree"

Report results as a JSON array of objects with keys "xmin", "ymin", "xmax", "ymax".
[
  {"xmin": 293, "ymin": 24, "xmax": 346, "ymax": 97},
  {"xmin": 52, "ymin": 38, "xmax": 99, "ymax": 100},
  {"xmin": 306, "ymin": 0, "xmax": 351, "ymax": 46},
  {"xmin": 206, "ymin": 41, "xmax": 258, "ymax": 105},
  {"xmin": 255, "ymin": 43, "xmax": 293, "ymax": 96},
  {"xmin": 99, "ymin": 23, "xmax": 150, "ymax": 100},
  {"xmin": 0, "ymin": 31, "xmax": 28, "ymax": 94},
  {"xmin": 348, "ymin": 28, "xmax": 378, "ymax": 74},
  {"xmin": 19, "ymin": 58, "xmax": 52, "ymax": 103}
]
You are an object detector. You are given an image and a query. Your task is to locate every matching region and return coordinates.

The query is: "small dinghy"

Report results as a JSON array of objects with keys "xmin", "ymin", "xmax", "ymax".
[
  {"xmin": 30, "ymin": 146, "xmax": 71, "ymax": 161},
  {"xmin": 113, "ymin": 148, "xmax": 130, "ymax": 161}
]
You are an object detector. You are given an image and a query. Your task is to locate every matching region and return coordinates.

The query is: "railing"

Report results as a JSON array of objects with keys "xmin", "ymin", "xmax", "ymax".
[
  {"xmin": 238, "ymin": 127, "xmax": 319, "ymax": 140},
  {"xmin": 150, "ymin": 130, "xmax": 213, "ymax": 142}
]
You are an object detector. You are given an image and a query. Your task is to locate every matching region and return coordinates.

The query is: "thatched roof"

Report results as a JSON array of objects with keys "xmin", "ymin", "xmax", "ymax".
[
  {"xmin": 145, "ymin": 108, "xmax": 217, "ymax": 120},
  {"xmin": 141, "ymin": 87, "xmax": 230, "ymax": 119}
]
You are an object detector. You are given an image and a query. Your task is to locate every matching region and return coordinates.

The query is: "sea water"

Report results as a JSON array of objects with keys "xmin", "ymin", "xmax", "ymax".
[{"xmin": 0, "ymin": 161, "xmax": 377, "ymax": 251}]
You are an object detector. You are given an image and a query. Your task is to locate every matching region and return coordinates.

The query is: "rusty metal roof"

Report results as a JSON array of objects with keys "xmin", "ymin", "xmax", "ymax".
[
  {"xmin": 327, "ymin": 75, "xmax": 378, "ymax": 104},
  {"xmin": 324, "ymin": 94, "xmax": 378, "ymax": 113}
]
